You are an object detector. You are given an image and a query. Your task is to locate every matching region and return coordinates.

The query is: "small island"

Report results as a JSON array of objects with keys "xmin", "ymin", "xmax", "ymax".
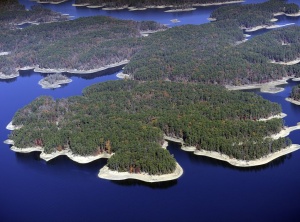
[{"xmin": 38, "ymin": 73, "xmax": 72, "ymax": 89}]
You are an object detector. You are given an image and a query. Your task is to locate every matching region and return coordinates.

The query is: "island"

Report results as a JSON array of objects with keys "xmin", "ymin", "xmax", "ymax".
[
  {"xmin": 6, "ymin": 80, "xmax": 300, "ymax": 181},
  {"xmin": 38, "ymin": 73, "xmax": 72, "ymax": 89}
]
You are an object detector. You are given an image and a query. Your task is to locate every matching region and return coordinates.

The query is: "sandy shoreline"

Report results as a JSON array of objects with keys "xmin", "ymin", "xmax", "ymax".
[
  {"xmin": 38, "ymin": 78, "xmax": 72, "ymax": 89},
  {"xmin": 225, "ymin": 76, "xmax": 292, "ymax": 93},
  {"xmin": 0, "ymin": 72, "xmax": 19, "ymax": 79},
  {"xmin": 116, "ymin": 72, "xmax": 131, "ymax": 79},
  {"xmin": 5, "ymin": 121, "xmax": 183, "ymax": 182},
  {"xmin": 270, "ymin": 58, "xmax": 300, "ymax": 65},
  {"xmin": 34, "ymin": 0, "xmax": 68, "ymax": 4},
  {"xmin": 164, "ymin": 119, "xmax": 300, "ymax": 167},
  {"xmin": 286, "ymin": 98, "xmax": 300, "ymax": 105},
  {"xmin": 193, "ymin": 144, "xmax": 300, "ymax": 167},
  {"xmin": 98, "ymin": 163, "xmax": 183, "ymax": 182},
  {"xmin": 165, "ymin": 8, "xmax": 196, "ymax": 13},
  {"xmin": 0, "ymin": 60, "xmax": 129, "ymax": 80},
  {"xmin": 193, "ymin": 0, "xmax": 244, "ymax": 7},
  {"xmin": 0, "ymin": 52, "xmax": 10, "ymax": 56},
  {"xmin": 178, "ymin": 140, "xmax": 300, "ymax": 167},
  {"xmin": 6, "ymin": 121, "xmax": 22, "ymax": 130},
  {"xmin": 34, "ymin": 60, "xmax": 129, "ymax": 74},
  {"xmin": 258, "ymin": 112, "xmax": 287, "ymax": 121},
  {"xmin": 269, "ymin": 124, "xmax": 300, "ymax": 140},
  {"xmin": 266, "ymin": 23, "xmax": 295, "ymax": 30}
]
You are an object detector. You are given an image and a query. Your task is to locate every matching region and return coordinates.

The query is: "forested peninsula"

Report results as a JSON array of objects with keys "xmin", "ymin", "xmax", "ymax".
[
  {"xmin": 210, "ymin": 0, "xmax": 300, "ymax": 30},
  {"xmin": 123, "ymin": 21, "xmax": 300, "ymax": 87},
  {"xmin": 0, "ymin": 1, "xmax": 165, "ymax": 78},
  {"xmin": 7, "ymin": 80, "xmax": 295, "ymax": 176}
]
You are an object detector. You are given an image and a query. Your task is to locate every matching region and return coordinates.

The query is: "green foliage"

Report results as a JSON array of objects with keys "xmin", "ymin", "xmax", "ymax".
[
  {"xmin": 211, "ymin": 0, "xmax": 299, "ymax": 28},
  {"xmin": 0, "ymin": 11, "xmax": 165, "ymax": 75},
  {"xmin": 10, "ymin": 81, "xmax": 287, "ymax": 174},
  {"xmin": 124, "ymin": 23, "xmax": 300, "ymax": 85}
]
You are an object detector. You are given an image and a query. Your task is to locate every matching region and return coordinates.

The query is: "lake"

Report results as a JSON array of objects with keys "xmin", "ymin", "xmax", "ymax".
[{"xmin": 1, "ymin": 0, "xmax": 300, "ymax": 221}]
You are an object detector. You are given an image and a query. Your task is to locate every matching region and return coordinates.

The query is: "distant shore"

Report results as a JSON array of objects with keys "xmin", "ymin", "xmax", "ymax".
[
  {"xmin": 274, "ymin": 11, "xmax": 300, "ymax": 17},
  {"xmin": 33, "ymin": 0, "xmax": 68, "ymax": 4},
  {"xmin": 0, "ymin": 60, "xmax": 129, "ymax": 80},
  {"xmin": 72, "ymin": 1, "xmax": 244, "ymax": 11},
  {"xmin": 5, "ymin": 121, "xmax": 183, "ymax": 182},
  {"xmin": 225, "ymin": 76, "xmax": 293, "ymax": 93}
]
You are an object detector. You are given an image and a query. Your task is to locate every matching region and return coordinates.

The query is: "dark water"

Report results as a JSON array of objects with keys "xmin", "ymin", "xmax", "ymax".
[{"xmin": 1, "ymin": 0, "xmax": 300, "ymax": 221}]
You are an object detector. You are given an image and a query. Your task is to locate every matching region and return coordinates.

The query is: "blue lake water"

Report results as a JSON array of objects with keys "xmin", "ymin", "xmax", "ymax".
[{"xmin": 1, "ymin": 0, "xmax": 300, "ymax": 221}]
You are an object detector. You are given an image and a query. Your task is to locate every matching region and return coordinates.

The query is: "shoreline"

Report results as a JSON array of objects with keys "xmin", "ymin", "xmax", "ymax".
[
  {"xmin": 225, "ymin": 76, "xmax": 292, "ymax": 93},
  {"xmin": 164, "ymin": 120, "xmax": 300, "ymax": 167},
  {"xmin": 0, "ymin": 60, "xmax": 129, "ymax": 80},
  {"xmin": 98, "ymin": 162, "xmax": 183, "ymax": 183},
  {"xmin": 268, "ymin": 124, "xmax": 300, "ymax": 140},
  {"xmin": 193, "ymin": 144, "xmax": 300, "ymax": 167},
  {"xmin": 34, "ymin": 59, "xmax": 129, "ymax": 74},
  {"xmin": 286, "ymin": 97, "xmax": 300, "ymax": 106},
  {"xmin": 258, "ymin": 112, "xmax": 287, "ymax": 121},
  {"xmin": 5, "ymin": 121, "xmax": 183, "ymax": 182},
  {"xmin": 0, "ymin": 52, "xmax": 10, "ymax": 56},
  {"xmin": 116, "ymin": 72, "xmax": 131, "ymax": 79},
  {"xmin": 192, "ymin": 0, "xmax": 244, "ymax": 7},
  {"xmin": 167, "ymin": 140, "xmax": 300, "ymax": 168},
  {"xmin": 266, "ymin": 23, "xmax": 295, "ymax": 30},
  {"xmin": 164, "ymin": 8, "xmax": 196, "ymax": 13},
  {"xmin": 269, "ymin": 58, "xmax": 300, "ymax": 66}
]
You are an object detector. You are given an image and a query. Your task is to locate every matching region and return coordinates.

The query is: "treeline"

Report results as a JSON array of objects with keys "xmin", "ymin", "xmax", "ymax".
[
  {"xmin": 9, "ymin": 81, "xmax": 288, "ymax": 174},
  {"xmin": 42, "ymin": 73, "xmax": 69, "ymax": 84},
  {"xmin": 74, "ymin": 0, "xmax": 242, "ymax": 8},
  {"xmin": 211, "ymin": 0, "xmax": 299, "ymax": 28},
  {"xmin": 0, "ymin": 12, "xmax": 165, "ymax": 75},
  {"xmin": 123, "ymin": 23, "xmax": 300, "ymax": 85},
  {"xmin": 290, "ymin": 84, "xmax": 300, "ymax": 101}
]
